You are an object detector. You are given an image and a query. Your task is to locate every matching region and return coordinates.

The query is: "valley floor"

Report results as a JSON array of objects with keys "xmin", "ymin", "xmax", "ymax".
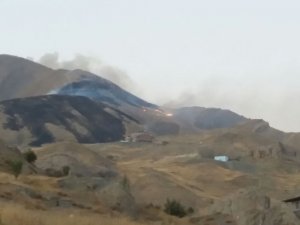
[{"xmin": 1, "ymin": 131, "xmax": 300, "ymax": 225}]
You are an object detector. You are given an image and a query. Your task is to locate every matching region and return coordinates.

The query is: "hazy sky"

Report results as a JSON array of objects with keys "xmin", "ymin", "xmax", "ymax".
[{"xmin": 1, "ymin": 0, "xmax": 300, "ymax": 131}]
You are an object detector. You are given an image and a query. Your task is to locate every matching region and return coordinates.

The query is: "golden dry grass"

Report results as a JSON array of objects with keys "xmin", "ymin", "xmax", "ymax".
[
  {"xmin": 1, "ymin": 132, "xmax": 299, "ymax": 225},
  {"xmin": 0, "ymin": 172, "xmax": 59, "ymax": 194},
  {"xmin": 0, "ymin": 204, "xmax": 142, "ymax": 225},
  {"xmin": 0, "ymin": 203, "xmax": 194, "ymax": 225}
]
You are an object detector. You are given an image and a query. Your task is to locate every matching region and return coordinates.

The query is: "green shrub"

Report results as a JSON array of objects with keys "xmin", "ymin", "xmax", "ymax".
[
  {"xmin": 9, "ymin": 160, "xmax": 23, "ymax": 179},
  {"xmin": 164, "ymin": 199, "xmax": 187, "ymax": 218},
  {"xmin": 121, "ymin": 175, "xmax": 130, "ymax": 192},
  {"xmin": 187, "ymin": 206, "xmax": 195, "ymax": 214},
  {"xmin": 62, "ymin": 166, "xmax": 70, "ymax": 176},
  {"xmin": 23, "ymin": 150, "xmax": 37, "ymax": 163}
]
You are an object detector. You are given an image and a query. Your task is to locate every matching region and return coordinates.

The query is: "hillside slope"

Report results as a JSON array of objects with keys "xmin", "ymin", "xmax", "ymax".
[
  {"xmin": 0, "ymin": 95, "xmax": 140, "ymax": 147},
  {"xmin": 171, "ymin": 107, "xmax": 247, "ymax": 133},
  {"xmin": 0, "ymin": 55, "xmax": 250, "ymax": 135},
  {"xmin": 0, "ymin": 55, "xmax": 157, "ymax": 110},
  {"xmin": 0, "ymin": 139, "xmax": 35, "ymax": 175}
]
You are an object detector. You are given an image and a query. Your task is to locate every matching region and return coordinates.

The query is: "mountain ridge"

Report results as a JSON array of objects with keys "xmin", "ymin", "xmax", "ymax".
[{"xmin": 0, "ymin": 54, "xmax": 295, "ymax": 138}]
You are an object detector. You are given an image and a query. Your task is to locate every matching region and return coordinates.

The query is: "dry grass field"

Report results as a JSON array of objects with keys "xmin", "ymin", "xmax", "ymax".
[
  {"xmin": 0, "ymin": 122, "xmax": 299, "ymax": 225},
  {"xmin": 0, "ymin": 204, "xmax": 140, "ymax": 225}
]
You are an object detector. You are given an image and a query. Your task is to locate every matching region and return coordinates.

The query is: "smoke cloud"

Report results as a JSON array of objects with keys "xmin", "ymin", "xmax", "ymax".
[
  {"xmin": 162, "ymin": 75, "xmax": 300, "ymax": 132},
  {"xmin": 38, "ymin": 52, "xmax": 137, "ymax": 92},
  {"xmin": 37, "ymin": 53, "xmax": 300, "ymax": 132}
]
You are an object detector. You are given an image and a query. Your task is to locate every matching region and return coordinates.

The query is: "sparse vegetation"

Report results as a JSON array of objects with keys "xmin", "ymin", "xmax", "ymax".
[
  {"xmin": 164, "ymin": 199, "xmax": 188, "ymax": 218},
  {"xmin": 187, "ymin": 207, "xmax": 194, "ymax": 214},
  {"xmin": 121, "ymin": 175, "xmax": 130, "ymax": 192},
  {"xmin": 62, "ymin": 166, "xmax": 70, "ymax": 176},
  {"xmin": 9, "ymin": 160, "xmax": 23, "ymax": 179},
  {"xmin": 0, "ymin": 204, "xmax": 143, "ymax": 225},
  {"xmin": 23, "ymin": 150, "xmax": 37, "ymax": 163},
  {"xmin": 44, "ymin": 166, "xmax": 70, "ymax": 177}
]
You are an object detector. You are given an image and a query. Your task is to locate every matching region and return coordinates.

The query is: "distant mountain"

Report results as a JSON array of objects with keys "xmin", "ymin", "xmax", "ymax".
[
  {"xmin": 172, "ymin": 107, "xmax": 248, "ymax": 132},
  {"xmin": 47, "ymin": 70, "xmax": 161, "ymax": 124},
  {"xmin": 0, "ymin": 54, "xmax": 274, "ymax": 137},
  {"xmin": 0, "ymin": 54, "xmax": 157, "ymax": 110},
  {"xmin": 49, "ymin": 70, "xmax": 157, "ymax": 109},
  {"xmin": 0, "ymin": 95, "xmax": 140, "ymax": 147}
]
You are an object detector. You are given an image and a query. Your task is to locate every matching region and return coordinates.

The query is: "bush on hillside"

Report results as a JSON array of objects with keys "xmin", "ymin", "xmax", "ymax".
[
  {"xmin": 23, "ymin": 150, "xmax": 37, "ymax": 163},
  {"xmin": 187, "ymin": 206, "xmax": 195, "ymax": 214},
  {"xmin": 164, "ymin": 199, "xmax": 187, "ymax": 218},
  {"xmin": 121, "ymin": 175, "xmax": 131, "ymax": 192},
  {"xmin": 62, "ymin": 166, "xmax": 70, "ymax": 176},
  {"xmin": 9, "ymin": 160, "xmax": 23, "ymax": 179}
]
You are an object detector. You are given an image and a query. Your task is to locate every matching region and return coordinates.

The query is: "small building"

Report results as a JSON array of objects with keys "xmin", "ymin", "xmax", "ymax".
[
  {"xmin": 130, "ymin": 132, "xmax": 154, "ymax": 143},
  {"xmin": 214, "ymin": 155, "xmax": 229, "ymax": 162}
]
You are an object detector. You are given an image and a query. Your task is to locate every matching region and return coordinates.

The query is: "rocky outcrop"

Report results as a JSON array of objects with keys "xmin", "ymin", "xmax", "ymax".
[{"xmin": 199, "ymin": 189, "xmax": 300, "ymax": 225}]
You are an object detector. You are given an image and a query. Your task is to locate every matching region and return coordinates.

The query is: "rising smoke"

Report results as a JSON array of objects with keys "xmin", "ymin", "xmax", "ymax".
[
  {"xmin": 162, "ymin": 76, "xmax": 300, "ymax": 133},
  {"xmin": 37, "ymin": 53, "xmax": 300, "ymax": 132},
  {"xmin": 38, "ymin": 52, "xmax": 137, "ymax": 92}
]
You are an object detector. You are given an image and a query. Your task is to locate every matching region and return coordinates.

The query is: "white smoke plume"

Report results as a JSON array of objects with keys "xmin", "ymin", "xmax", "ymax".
[
  {"xmin": 162, "ymin": 76, "xmax": 300, "ymax": 132},
  {"xmin": 38, "ymin": 52, "xmax": 137, "ymax": 92}
]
